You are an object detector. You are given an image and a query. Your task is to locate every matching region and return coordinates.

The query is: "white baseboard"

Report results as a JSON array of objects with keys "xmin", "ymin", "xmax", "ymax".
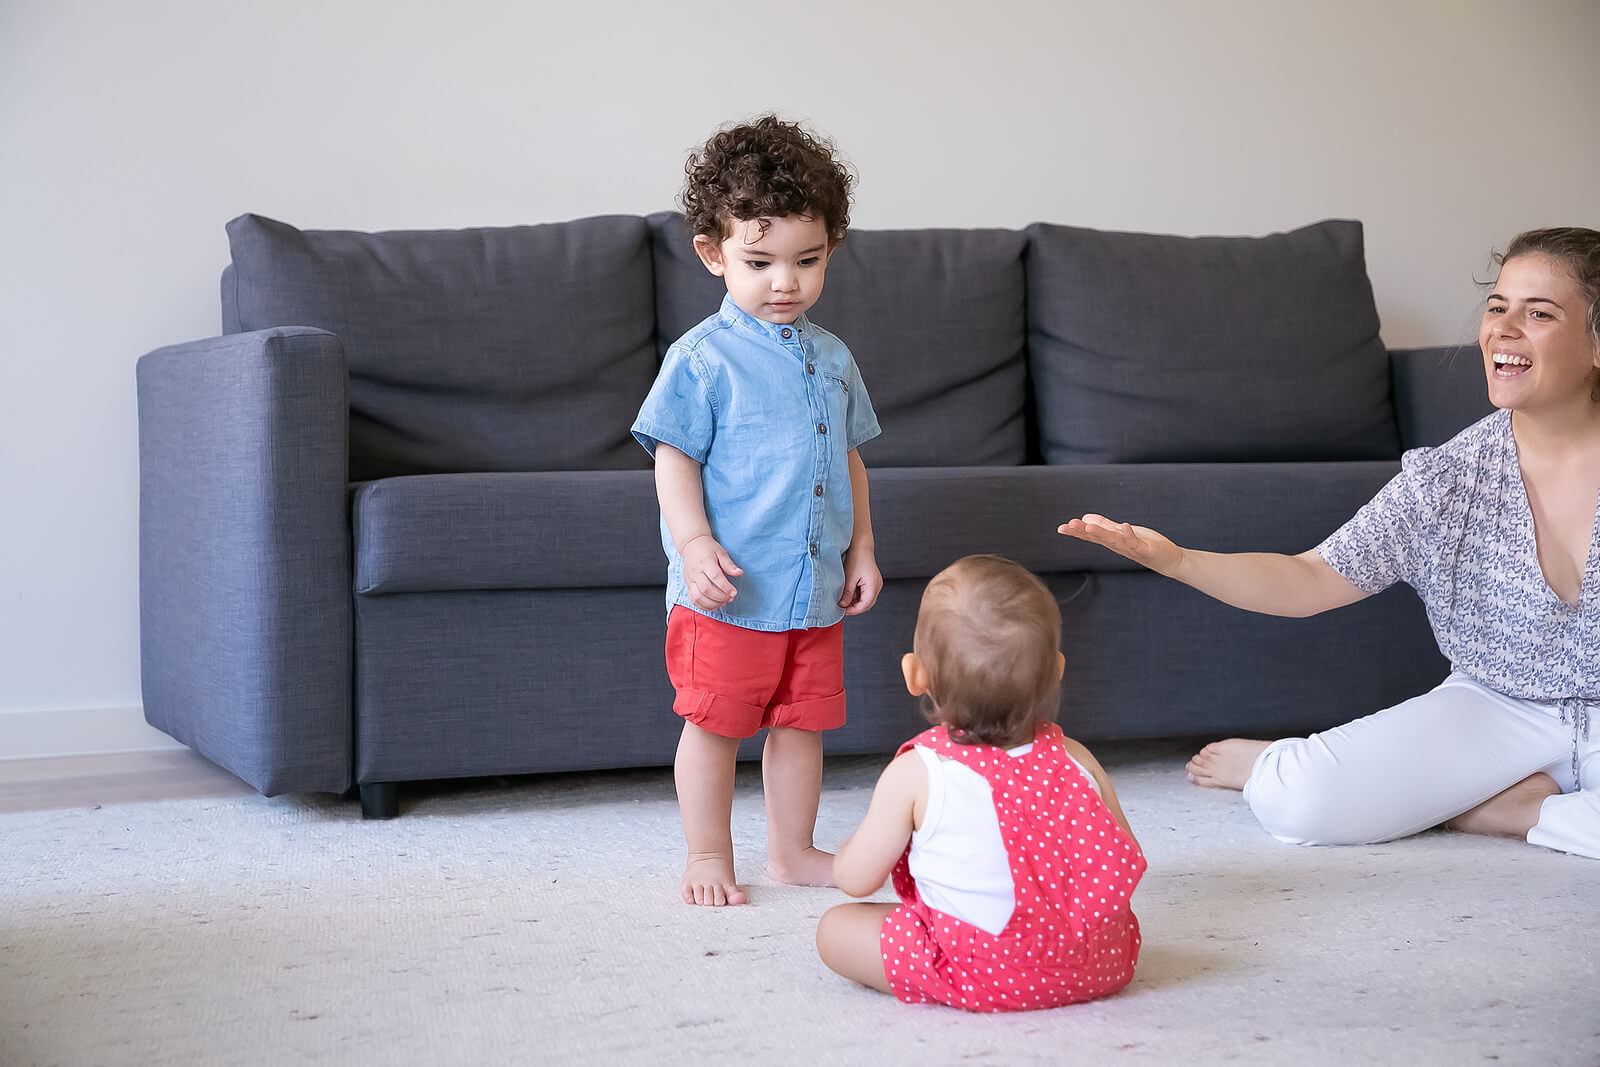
[{"xmin": 0, "ymin": 705, "xmax": 187, "ymax": 761}]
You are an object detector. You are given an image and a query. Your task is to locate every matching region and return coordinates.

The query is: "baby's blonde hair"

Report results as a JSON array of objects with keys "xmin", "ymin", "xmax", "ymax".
[{"xmin": 913, "ymin": 555, "xmax": 1063, "ymax": 749}]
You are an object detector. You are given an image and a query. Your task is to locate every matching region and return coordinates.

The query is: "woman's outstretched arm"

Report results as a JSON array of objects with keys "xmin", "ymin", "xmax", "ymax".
[{"xmin": 1058, "ymin": 514, "xmax": 1369, "ymax": 619}]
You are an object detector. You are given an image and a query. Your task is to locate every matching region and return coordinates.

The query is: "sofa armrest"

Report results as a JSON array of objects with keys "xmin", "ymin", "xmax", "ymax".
[
  {"xmin": 136, "ymin": 326, "xmax": 353, "ymax": 795},
  {"xmin": 1389, "ymin": 344, "xmax": 1494, "ymax": 450}
]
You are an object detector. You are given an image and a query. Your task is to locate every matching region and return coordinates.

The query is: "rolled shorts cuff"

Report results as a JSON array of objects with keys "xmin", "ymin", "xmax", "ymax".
[
  {"xmin": 674, "ymin": 687, "xmax": 847, "ymax": 738},
  {"xmin": 674, "ymin": 688, "xmax": 768, "ymax": 739},
  {"xmin": 768, "ymin": 689, "xmax": 846, "ymax": 732}
]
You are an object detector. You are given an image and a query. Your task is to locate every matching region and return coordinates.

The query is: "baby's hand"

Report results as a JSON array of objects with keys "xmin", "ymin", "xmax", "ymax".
[{"xmin": 681, "ymin": 534, "xmax": 742, "ymax": 611}]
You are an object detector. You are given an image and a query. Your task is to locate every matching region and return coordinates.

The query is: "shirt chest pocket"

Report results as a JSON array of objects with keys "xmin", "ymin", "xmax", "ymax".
[{"xmin": 821, "ymin": 373, "xmax": 851, "ymax": 430}]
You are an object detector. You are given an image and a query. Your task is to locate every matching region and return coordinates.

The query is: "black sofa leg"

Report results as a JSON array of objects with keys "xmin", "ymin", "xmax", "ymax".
[{"xmin": 359, "ymin": 782, "xmax": 399, "ymax": 820}]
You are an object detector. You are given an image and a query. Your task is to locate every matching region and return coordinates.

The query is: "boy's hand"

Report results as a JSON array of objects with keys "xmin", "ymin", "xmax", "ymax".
[
  {"xmin": 681, "ymin": 534, "xmax": 742, "ymax": 611},
  {"xmin": 839, "ymin": 544, "xmax": 882, "ymax": 615}
]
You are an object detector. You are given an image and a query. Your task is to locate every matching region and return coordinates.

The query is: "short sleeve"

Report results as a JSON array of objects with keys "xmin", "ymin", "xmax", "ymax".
[
  {"xmin": 631, "ymin": 343, "xmax": 715, "ymax": 463},
  {"xmin": 1314, "ymin": 447, "xmax": 1439, "ymax": 594},
  {"xmin": 843, "ymin": 356, "xmax": 881, "ymax": 452}
]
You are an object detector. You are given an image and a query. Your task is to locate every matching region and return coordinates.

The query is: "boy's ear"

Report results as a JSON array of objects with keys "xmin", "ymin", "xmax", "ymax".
[
  {"xmin": 1055, "ymin": 651, "xmax": 1066, "ymax": 682},
  {"xmin": 692, "ymin": 234, "xmax": 727, "ymax": 277},
  {"xmin": 901, "ymin": 653, "xmax": 929, "ymax": 697}
]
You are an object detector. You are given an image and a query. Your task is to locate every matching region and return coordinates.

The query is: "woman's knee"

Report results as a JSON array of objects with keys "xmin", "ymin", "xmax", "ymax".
[{"xmin": 1245, "ymin": 744, "xmax": 1384, "ymax": 845}]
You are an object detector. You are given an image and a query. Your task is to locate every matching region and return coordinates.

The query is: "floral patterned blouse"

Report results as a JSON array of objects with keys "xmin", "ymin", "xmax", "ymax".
[{"xmin": 1316, "ymin": 409, "xmax": 1598, "ymax": 702}]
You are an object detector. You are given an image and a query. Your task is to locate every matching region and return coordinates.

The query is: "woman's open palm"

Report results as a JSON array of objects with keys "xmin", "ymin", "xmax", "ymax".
[{"xmin": 1057, "ymin": 514, "xmax": 1183, "ymax": 577}]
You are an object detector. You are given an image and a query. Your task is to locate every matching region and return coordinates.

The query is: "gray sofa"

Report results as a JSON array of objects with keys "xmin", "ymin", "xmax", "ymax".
[{"xmin": 136, "ymin": 212, "xmax": 1491, "ymax": 817}]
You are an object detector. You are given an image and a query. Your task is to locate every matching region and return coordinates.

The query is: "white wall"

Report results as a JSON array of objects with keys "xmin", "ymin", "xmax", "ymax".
[{"xmin": 2, "ymin": 0, "xmax": 1597, "ymax": 757}]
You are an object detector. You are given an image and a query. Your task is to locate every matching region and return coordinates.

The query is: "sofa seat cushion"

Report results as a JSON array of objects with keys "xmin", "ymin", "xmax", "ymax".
[
  {"xmin": 225, "ymin": 213, "xmax": 658, "ymax": 481},
  {"xmin": 353, "ymin": 472, "xmax": 663, "ymax": 594},
  {"xmin": 354, "ymin": 463, "xmax": 1403, "ymax": 595},
  {"xmin": 649, "ymin": 212, "xmax": 1029, "ymax": 467},
  {"xmin": 1027, "ymin": 219, "xmax": 1400, "ymax": 464},
  {"xmin": 868, "ymin": 461, "xmax": 1404, "ymax": 579}
]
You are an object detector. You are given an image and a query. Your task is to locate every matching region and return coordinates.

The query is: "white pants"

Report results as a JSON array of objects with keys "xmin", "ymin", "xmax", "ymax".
[{"xmin": 1243, "ymin": 674, "xmax": 1600, "ymax": 859}]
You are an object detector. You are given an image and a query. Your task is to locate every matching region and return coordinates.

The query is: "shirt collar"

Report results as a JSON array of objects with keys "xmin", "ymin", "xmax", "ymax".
[{"xmin": 717, "ymin": 293, "xmax": 811, "ymax": 345}]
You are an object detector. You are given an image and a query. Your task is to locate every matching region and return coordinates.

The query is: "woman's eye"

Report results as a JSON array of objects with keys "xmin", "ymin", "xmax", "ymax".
[
  {"xmin": 1530, "ymin": 309, "xmax": 1552, "ymax": 320},
  {"xmin": 1486, "ymin": 304, "xmax": 1506, "ymax": 315}
]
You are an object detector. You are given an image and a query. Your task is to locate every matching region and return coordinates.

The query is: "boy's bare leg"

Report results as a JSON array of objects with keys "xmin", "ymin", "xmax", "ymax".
[
  {"xmin": 1444, "ymin": 772, "xmax": 1561, "ymax": 838},
  {"xmin": 675, "ymin": 721, "xmax": 747, "ymax": 906},
  {"xmin": 1186, "ymin": 739, "xmax": 1272, "ymax": 790},
  {"xmin": 762, "ymin": 726, "xmax": 836, "ymax": 886},
  {"xmin": 816, "ymin": 902, "xmax": 897, "ymax": 993}
]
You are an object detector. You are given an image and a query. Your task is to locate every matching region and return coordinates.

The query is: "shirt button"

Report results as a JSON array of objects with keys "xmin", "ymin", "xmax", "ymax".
[
  {"xmin": 806, "ymin": 363, "xmax": 815, "ymax": 374},
  {"xmin": 781, "ymin": 327, "xmax": 793, "ymax": 339},
  {"xmin": 809, "ymin": 543, "xmax": 819, "ymax": 557},
  {"xmin": 817, "ymin": 423, "xmax": 827, "ymax": 435},
  {"xmin": 813, "ymin": 484, "xmax": 823, "ymax": 497}
]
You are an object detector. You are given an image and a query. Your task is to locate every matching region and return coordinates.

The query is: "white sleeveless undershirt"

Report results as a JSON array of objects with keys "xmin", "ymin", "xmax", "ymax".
[{"xmin": 907, "ymin": 742, "xmax": 1101, "ymax": 935}]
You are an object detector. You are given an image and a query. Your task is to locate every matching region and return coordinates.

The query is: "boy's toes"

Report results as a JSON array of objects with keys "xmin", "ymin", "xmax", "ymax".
[{"xmin": 682, "ymin": 855, "xmax": 747, "ymax": 906}]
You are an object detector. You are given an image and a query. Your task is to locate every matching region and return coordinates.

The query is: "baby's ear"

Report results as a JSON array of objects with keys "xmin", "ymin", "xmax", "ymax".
[
  {"xmin": 1054, "ymin": 651, "xmax": 1066, "ymax": 682},
  {"xmin": 692, "ymin": 234, "xmax": 727, "ymax": 277},
  {"xmin": 901, "ymin": 653, "xmax": 929, "ymax": 697}
]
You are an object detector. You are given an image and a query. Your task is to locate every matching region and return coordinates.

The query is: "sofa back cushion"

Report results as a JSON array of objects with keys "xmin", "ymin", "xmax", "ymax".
[
  {"xmin": 1026, "ymin": 219, "xmax": 1400, "ymax": 463},
  {"xmin": 649, "ymin": 212, "xmax": 1028, "ymax": 466},
  {"xmin": 224, "ymin": 213, "xmax": 657, "ymax": 480}
]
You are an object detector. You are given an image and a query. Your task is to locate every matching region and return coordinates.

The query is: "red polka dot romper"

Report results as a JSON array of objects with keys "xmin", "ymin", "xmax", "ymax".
[{"xmin": 879, "ymin": 724, "xmax": 1147, "ymax": 1012}]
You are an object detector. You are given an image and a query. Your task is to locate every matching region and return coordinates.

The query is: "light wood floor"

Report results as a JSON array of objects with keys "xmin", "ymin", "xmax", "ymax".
[{"xmin": 0, "ymin": 749, "xmax": 256, "ymax": 814}]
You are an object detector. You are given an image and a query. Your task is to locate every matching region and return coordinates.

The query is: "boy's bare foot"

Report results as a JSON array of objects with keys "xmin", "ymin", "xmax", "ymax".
[
  {"xmin": 682, "ymin": 853, "xmax": 747, "ymax": 906},
  {"xmin": 1444, "ymin": 772, "xmax": 1561, "ymax": 839},
  {"xmin": 765, "ymin": 845, "xmax": 836, "ymax": 888},
  {"xmin": 1186, "ymin": 739, "xmax": 1271, "ymax": 790}
]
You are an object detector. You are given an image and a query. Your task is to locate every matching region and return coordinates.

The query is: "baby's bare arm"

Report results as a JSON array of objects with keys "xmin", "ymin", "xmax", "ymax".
[
  {"xmin": 834, "ymin": 751, "xmax": 923, "ymax": 897},
  {"xmin": 1061, "ymin": 736, "xmax": 1139, "ymax": 851}
]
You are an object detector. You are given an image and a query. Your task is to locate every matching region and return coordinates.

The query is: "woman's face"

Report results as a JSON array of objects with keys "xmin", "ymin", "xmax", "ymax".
[{"xmin": 1479, "ymin": 253, "xmax": 1600, "ymax": 414}]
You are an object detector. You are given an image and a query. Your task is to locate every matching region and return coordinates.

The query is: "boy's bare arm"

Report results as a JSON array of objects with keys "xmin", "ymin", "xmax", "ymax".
[
  {"xmin": 839, "ymin": 448, "xmax": 881, "ymax": 615},
  {"xmin": 1061, "ymin": 737, "xmax": 1140, "ymax": 851},
  {"xmin": 834, "ymin": 750, "xmax": 923, "ymax": 896},
  {"xmin": 654, "ymin": 443, "xmax": 742, "ymax": 610},
  {"xmin": 1058, "ymin": 515, "xmax": 1367, "ymax": 619}
]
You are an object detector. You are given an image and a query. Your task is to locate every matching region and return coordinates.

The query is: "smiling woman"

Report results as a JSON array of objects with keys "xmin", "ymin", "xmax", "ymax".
[{"xmin": 1057, "ymin": 226, "xmax": 1600, "ymax": 861}]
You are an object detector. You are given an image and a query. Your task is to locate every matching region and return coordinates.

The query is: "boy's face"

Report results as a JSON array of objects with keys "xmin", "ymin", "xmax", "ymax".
[{"xmin": 693, "ymin": 214, "xmax": 833, "ymax": 325}]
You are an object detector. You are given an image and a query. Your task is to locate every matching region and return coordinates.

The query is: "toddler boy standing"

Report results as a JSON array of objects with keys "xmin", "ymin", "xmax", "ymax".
[{"xmin": 632, "ymin": 115, "xmax": 881, "ymax": 906}]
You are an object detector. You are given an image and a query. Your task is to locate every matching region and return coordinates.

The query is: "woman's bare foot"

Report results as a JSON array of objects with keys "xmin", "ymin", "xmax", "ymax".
[
  {"xmin": 1444, "ymin": 772, "xmax": 1561, "ymax": 839},
  {"xmin": 1186, "ymin": 739, "xmax": 1271, "ymax": 790},
  {"xmin": 766, "ymin": 845, "xmax": 836, "ymax": 888},
  {"xmin": 682, "ymin": 852, "xmax": 747, "ymax": 906}
]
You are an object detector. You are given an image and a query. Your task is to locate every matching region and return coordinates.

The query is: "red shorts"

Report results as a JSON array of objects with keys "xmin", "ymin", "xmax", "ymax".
[{"xmin": 664, "ymin": 606, "xmax": 846, "ymax": 739}]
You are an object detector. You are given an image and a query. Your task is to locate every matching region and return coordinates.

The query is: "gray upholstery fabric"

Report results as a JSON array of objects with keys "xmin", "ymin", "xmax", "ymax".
[
  {"xmin": 1390, "ymin": 344, "xmax": 1496, "ymax": 450},
  {"xmin": 136, "ymin": 327, "xmax": 352, "ymax": 795},
  {"xmin": 1027, "ymin": 220, "xmax": 1401, "ymax": 463},
  {"xmin": 224, "ymin": 213, "xmax": 658, "ymax": 481},
  {"xmin": 1054, "ymin": 572, "xmax": 1446, "ymax": 741},
  {"xmin": 353, "ymin": 471, "xmax": 662, "ymax": 594},
  {"xmin": 349, "ymin": 461, "xmax": 1397, "ymax": 593},
  {"xmin": 647, "ymin": 212, "xmax": 1029, "ymax": 466},
  {"xmin": 867, "ymin": 461, "xmax": 1402, "ymax": 580}
]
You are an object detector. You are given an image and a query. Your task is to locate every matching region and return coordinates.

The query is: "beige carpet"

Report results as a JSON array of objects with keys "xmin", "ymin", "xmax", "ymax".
[{"xmin": 2, "ymin": 740, "xmax": 1595, "ymax": 1067}]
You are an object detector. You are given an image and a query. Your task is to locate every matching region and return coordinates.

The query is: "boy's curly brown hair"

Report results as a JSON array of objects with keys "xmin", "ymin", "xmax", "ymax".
[{"xmin": 681, "ymin": 114, "xmax": 854, "ymax": 245}]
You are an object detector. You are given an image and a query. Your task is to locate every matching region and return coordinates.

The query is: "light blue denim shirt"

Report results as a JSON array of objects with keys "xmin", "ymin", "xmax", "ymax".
[{"xmin": 632, "ymin": 295, "xmax": 881, "ymax": 632}]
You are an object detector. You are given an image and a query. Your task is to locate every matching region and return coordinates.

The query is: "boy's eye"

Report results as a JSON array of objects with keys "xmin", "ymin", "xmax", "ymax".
[
  {"xmin": 744, "ymin": 260, "xmax": 768, "ymax": 270},
  {"xmin": 799, "ymin": 257, "xmax": 820, "ymax": 267}
]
